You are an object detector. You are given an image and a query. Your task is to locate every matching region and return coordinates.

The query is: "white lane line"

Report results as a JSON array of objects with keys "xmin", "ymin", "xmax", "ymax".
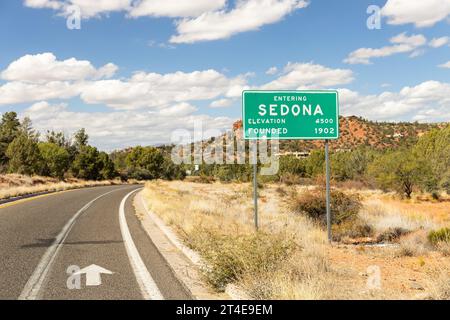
[
  {"xmin": 119, "ymin": 189, "xmax": 164, "ymax": 300},
  {"xmin": 19, "ymin": 188, "xmax": 125, "ymax": 300}
]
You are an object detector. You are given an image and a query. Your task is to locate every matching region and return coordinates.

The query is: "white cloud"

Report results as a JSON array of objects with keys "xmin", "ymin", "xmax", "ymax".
[
  {"xmin": 24, "ymin": 0, "xmax": 63, "ymax": 10},
  {"xmin": 261, "ymin": 62, "xmax": 354, "ymax": 89},
  {"xmin": 339, "ymin": 80, "xmax": 450, "ymax": 122},
  {"xmin": 0, "ymin": 81, "xmax": 80, "ymax": 105},
  {"xmin": 382, "ymin": 0, "xmax": 450, "ymax": 28},
  {"xmin": 409, "ymin": 49, "xmax": 425, "ymax": 58},
  {"xmin": 79, "ymin": 69, "xmax": 247, "ymax": 109},
  {"xmin": 265, "ymin": 66, "xmax": 278, "ymax": 75},
  {"xmin": 439, "ymin": 61, "xmax": 450, "ymax": 68},
  {"xmin": 344, "ymin": 33, "xmax": 427, "ymax": 64},
  {"xmin": 21, "ymin": 80, "xmax": 450, "ymax": 151},
  {"xmin": 429, "ymin": 36, "xmax": 450, "ymax": 48},
  {"xmin": 0, "ymin": 52, "xmax": 249, "ymax": 109},
  {"xmin": 24, "ymin": 0, "xmax": 309, "ymax": 43},
  {"xmin": 1, "ymin": 52, "xmax": 117, "ymax": 83},
  {"xmin": 26, "ymin": 0, "xmax": 226, "ymax": 18},
  {"xmin": 23, "ymin": 101, "xmax": 234, "ymax": 150},
  {"xmin": 158, "ymin": 102, "xmax": 197, "ymax": 116},
  {"xmin": 210, "ymin": 98, "xmax": 233, "ymax": 108},
  {"xmin": 68, "ymin": 0, "xmax": 132, "ymax": 17},
  {"xmin": 170, "ymin": 0, "xmax": 309, "ymax": 44},
  {"xmin": 128, "ymin": 0, "xmax": 226, "ymax": 18}
]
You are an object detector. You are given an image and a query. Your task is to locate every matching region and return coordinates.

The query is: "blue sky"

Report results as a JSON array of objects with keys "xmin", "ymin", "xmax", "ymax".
[{"xmin": 0, "ymin": 0, "xmax": 449, "ymax": 150}]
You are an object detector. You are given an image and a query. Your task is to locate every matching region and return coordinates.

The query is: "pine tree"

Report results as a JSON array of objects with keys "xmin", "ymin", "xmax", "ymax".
[{"xmin": 0, "ymin": 112, "xmax": 21, "ymax": 169}]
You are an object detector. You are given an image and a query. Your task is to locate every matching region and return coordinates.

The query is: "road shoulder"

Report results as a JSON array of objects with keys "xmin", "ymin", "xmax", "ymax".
[{"xmin": 133, "ymin": 191, "xmax": 229, "ymax": 300}]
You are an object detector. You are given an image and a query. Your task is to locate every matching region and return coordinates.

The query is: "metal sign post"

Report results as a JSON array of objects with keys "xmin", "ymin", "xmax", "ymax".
[
  {"xmin": 325, "ymin": 140, "xmax": 332, "ymax": 243},
  {"xmin": 253, "ymin": 150, "xmax": 258, "ymax": 231},
  {"xmin": 242, "ymin": 90, "xmax": 339, "ymax": 238}
]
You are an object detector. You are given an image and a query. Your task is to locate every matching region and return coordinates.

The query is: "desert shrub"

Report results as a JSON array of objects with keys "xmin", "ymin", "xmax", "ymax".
[
  {"xmin": 440, "ymin": 170, "xmax": 450, "ymax": 194},
  {"xmin": 292, "ymin": 190, "xmax": 361, "ymax": 226},
  {"xmin": 428, "ymin": 228, "xmax": 450, "ymax": 245},
  {"xmin": 435, "ymin": 242, "xmax": 450, "ymax": 256},
  {"xmin": 397, "ymin": 232, "xmax": 430, "ymax": 257},
  {"xmin": 335, "ymin": 179, "xmax": 374, "ymax": 190},
  {"xmin": 427, "ymin": 267, "xmax": 450, "ymax": 300},
  {"xmin": 279, "ymin": 173, "xmax": 302, "ymax": 185},
  {"xmin": 185, "ymin": 175, "xmax": 215, "ymax": 184},
  {"xmin": 332, "ymin": 217, "xmax": 374, "ymax": 241},
  {"xmin": 431, "ymin": 191, "xmax": 440, "ymax": 200},
  {"xmin": 376, "ymin": 227, "xmax": 410, "ymax": 243},
  {"xmin": 189, "ymin": 229, "xmax": 297, "ymax": 291},
  {"xmin": 275, "ymin": 186, "xmax": 287, "ymax": 196}
]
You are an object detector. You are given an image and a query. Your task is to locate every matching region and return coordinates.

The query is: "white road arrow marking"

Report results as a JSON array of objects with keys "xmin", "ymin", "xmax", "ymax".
[
  {"xmin": 19, "ymin": 188, "xmax": 123, "ymax": 300},
  {"xmin": 74, "ymin": 264, "xmax": 113, "ymax": 286}
]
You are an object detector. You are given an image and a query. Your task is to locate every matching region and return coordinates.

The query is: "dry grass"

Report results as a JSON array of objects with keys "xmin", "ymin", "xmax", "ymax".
[
  {"xmin": 143, "ymin": 181, "xmax": 450, "ymax": 300},
  {"xmin": 143, "ymin": 181, "xmax": 340, "ymax": 299},
  {"xmin": 425, "ymin": 266, "xmax": 450, "ymax": 300},
  {"xmin": 0, "ymin": 174, "xmax": 137, "ymax": 200},
  {"xmin": 359, "ymin": 199, "xmax": 439, "ymax": 234},
  {"xmin": 397, "ymin": 231, "xmax": 431, "ymax": 257}
]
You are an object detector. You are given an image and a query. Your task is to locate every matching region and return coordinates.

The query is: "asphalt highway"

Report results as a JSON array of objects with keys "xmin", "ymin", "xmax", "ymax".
[{"xmin": 0, "ymin": 185, "xmax": 191, "ymax": 300}]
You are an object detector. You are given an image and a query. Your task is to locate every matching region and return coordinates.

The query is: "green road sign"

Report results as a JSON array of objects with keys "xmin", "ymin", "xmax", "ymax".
[{"xmin": 242, "ymin": 90, "xmax": 339, "ymax": 140}]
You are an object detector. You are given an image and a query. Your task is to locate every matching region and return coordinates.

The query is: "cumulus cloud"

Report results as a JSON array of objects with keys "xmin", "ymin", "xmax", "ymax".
[
  {"xmin": 23, "ymin": 101, "xmax": 234, "ymax": 150},
  {"xmin": 0, "ymin": 53, "xmax": 249, "ymax": 109},
  {"xmin": 79, "ymin": 69, "xmax": 247, "ymax": 109},
  {"xmin": 0, "ymin": 81, "xmax": 80, "ymax": 105},
  {"xmin": 429, "ymin": 36, "xmax": 450, "ymax": 48},
  {"xmin": 25, "ymin": 0, "xmax": 225, "ymax": 18},
  {"xmin": 210, "ymin": 98, "xmax": 234, "ymax": 108},
  {"xmin": 24, "ymin": 0, "xmax": 133, "ymax": 18},
  {"xmin": 339, "ymin": 80, "xmax": 450, "ymax": 122},
  {"xmin": 1, "ymin": 52, "xmax": 117, "ymax": 83},
  {"xmin": 265, "ymin": 66, "xmax": 278, "ymax": 75},
  {"xmin": 128, "ymin": 0, "xmax": 226, "ymax": 18},
  {"xmin": 24, "ymin": 0, "xmax": 309, "ymax": 42},
  {"xmin": 169, "ymin": 0, "xmax": 309, "ymax": 43},
  {"xmin": 24, "ymin": 0, "xmax": 62, "ymax": 10},
  {"xmin": 261, "ymin": 62, "xmax": 354, "ymax": 89},
  {"xmin": 439, "ymin": 61, "xmax": 450, "ymax": 68},
  {"xmin": 344, "ymin": 33, "xmax": 427, "ymax": 64},
  {"xmin": 381, "ymin": 0, "xmax": 450, "ymax": 28},
  {"xmin": 2, "ymin": 52, "xmax": 450, "ymax": 151}
]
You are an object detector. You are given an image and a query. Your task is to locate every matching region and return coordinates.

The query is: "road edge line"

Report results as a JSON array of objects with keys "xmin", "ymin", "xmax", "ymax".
[
  {"xmin": 139, "ymin": 191, "xmax": 203, "ymax": 266},
  {"xmin": 18, "ymin": 188, "xmax": 122, "ymax": 300},
  {"xmin": 139, "ymin": 190, "xmax": 250, "ymax": 300},
  {"xmin": 119, "ymin": 189, "xmax": 164, "ymax": 300}
]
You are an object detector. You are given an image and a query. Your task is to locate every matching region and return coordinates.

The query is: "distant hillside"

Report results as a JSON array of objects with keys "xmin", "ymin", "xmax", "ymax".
[{"xmin": 233, "ymin": 116, "xmax": 445, "ymax": 152}]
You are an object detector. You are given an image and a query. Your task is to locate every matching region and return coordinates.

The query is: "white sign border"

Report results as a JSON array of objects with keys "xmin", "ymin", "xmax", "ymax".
[{"xmin": 242, "ymin": 90, "xmax": 340, "ymax": 140}]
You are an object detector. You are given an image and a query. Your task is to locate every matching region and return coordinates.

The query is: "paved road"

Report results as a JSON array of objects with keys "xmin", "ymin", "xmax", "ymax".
[{"xmin": 0, "ymin": 185, "xmax": 191, "ymax": 300}]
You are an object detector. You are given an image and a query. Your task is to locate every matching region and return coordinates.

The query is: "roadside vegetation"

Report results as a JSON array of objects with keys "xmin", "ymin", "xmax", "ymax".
[
  {"xmin": 0, "ymin": 111, "xmax": 185, "ymax": 199},
  {"xmin": 143, "ymin": 180, "xmax": 450, "ymax": 300},
  {"xmin": 188, "ymin": 124, "xmax": 450, "ymax": 200},
  {"xmin": 140, "ymin": 124, "xmax": 449, "ymax": 300},
  {"xmin": 0, "ymin": 174, "xmax": 124, "ymax": 200}
]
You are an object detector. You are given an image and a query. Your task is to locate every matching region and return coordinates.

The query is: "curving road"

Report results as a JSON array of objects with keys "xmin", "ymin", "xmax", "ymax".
[{"xmin": 0, "ymin": 185, "xmax": 191, "ymax": 300}]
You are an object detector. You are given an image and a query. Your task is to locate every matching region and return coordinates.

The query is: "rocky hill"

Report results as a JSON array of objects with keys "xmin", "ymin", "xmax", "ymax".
[{"xmin": 232, "ymin": 116, "xmax": 444, "ymax": 152}]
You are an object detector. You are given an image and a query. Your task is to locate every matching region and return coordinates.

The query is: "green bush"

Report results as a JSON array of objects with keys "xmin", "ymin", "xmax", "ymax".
[
  {"xmin": 6, "ymin": 134, "xmax": 43, "ymax": 175},
  {"xmin": 428, "ymin": 228, "xmax": 450, "ymax": 245},
  {"xmin": 38, "ymin": 142, "xmax": 70, "ymax": 180},
  {"xmin": 293, "ymin": 190, "xmax": 361, "ymax": 226}
]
